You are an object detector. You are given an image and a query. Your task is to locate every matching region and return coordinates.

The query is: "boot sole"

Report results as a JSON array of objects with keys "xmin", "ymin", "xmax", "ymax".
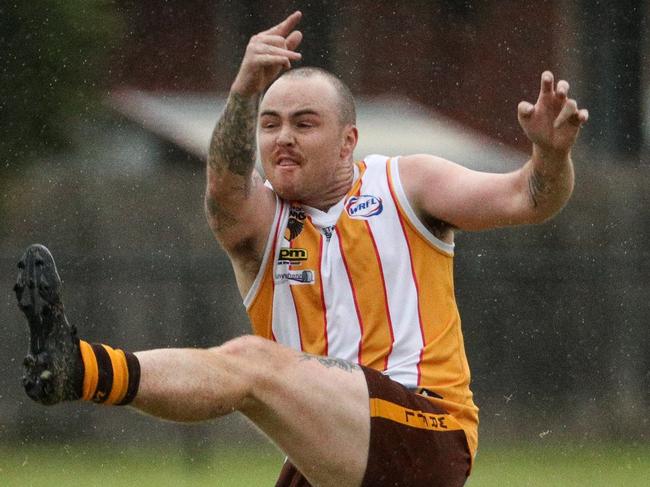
[{"xmin": 14, "ymin": 244, "xmax": 77, "ymax": 404}]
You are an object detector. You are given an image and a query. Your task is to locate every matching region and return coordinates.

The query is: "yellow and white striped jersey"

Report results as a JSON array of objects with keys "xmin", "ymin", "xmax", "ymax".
[{"xmin": 245, "ymin": 154, "xmax": 478, "ymax": 454}]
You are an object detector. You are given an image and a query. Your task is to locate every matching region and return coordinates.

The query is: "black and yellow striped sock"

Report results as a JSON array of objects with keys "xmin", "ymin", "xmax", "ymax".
[{"xmin": 77, "ymin": 340, "xmax": 140, "ymax": 405}]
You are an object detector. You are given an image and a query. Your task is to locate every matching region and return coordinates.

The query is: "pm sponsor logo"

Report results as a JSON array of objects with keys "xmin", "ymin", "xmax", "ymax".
[
  {"xmin": 346, "ymin": 194, "xmax": 383, "ymax": 219},
  {"xmin": 278, "ymin": 247, "xmax": 308, "ymax": 265}
]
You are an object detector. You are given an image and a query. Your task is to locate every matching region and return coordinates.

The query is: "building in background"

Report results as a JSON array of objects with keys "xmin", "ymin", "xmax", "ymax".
[{"xmin": 109, "ymin": 0, "xmax": 648, "ymax": 160}]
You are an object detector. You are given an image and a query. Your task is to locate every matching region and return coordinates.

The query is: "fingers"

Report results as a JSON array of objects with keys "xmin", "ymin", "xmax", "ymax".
[
  {"xmin": 554, "ymin": 98, "xmax": 576, "ymax": 128},
  {"xmin": 519, "ymin": 72, "xmax": 588, "ymax": 150},
  {"xmin": 554, "ymin": 99, "xmax": 589, "ymax": 129},
  {"xmin": 256, "ymin": 12, "xmax": 302, "ymax": 64},
  {"xmin": 538, "ymin": 71, "xmax": 569, "ymax": 102},
  {"xmin": 540, "ymin": 70, "xmax": 554, "ymax": 97},
  {"xmin": 567, "ymin": 107, "xmax": 589, "ymax": 127},
  {"xmin": 249, "ymin": 33, "xmax": 302, "ymax": 62},
  {"xmin": 536, "ymin": 71, "xmax": 583, "ymax": 118},
  {"xmin": 556, "ymin": 80, "xmax": 569, "ymax": 100},
  {"xmin": 232, "ymin": 15, "xmax": 303, "ymax": 96},
  {"xmin": 578, "ymin": 108, "xmax": 589, "ymax": 124},
  {"xmin": 521, "ymin": 73, "xmax": 587, "ymax": 126},
  {"xmin": 256, "ymin": 39, "xmax": 302, "ymax": 61},
  {"xmin": 246, "ymin": 12, "xmax": 303, "ymax": 72},
  {"xmin": 518, "ymin": 101, "xmax": 535, "ymax": 119},
  {"xmin": 262, "ymin": 10, "xmax": 302, "ymax": 37},
  {"xmin": 286, "ymin": 30, "xmax": 303, "ymax": 51}
]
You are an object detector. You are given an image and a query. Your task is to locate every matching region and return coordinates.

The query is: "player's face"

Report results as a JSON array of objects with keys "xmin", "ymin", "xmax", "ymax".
[{"xmin": 258, "ymin": 75, "xmax": 355, "ymax": 203}]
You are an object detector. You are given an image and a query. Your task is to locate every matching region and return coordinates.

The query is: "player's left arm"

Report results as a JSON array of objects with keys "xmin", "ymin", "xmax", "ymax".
[{"xmin": 400, "ymin": 71, "xmax": 589, "ymax": 232}]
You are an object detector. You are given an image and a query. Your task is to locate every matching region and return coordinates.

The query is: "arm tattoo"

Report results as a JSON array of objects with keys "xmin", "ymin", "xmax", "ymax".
[
  {"xmin": 205, "ymin": 174, "xmax": 264, "ymax": 233},
  {"xmin": 527, "ymin": 166, "xmax": 549, "ymax": 208},
  {"xmin": 205, "ymin": 94, "xmax": 261, "ymax": 234},
  {"xmin": 300, "ymin": 354, "xmax": 361, "ymax": 373},
  {"xmin": 205, "ymin": 195, "xmax": 239, "ymax": 232},
  {"xmin": 208, "ymin": 92, "xmax": 259, "ymax": 177}
]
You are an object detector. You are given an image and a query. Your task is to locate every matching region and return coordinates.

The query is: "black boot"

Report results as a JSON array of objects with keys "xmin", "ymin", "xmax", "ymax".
[{"xmin": 14, "ymin": 244, "xmax": 83, "ymax": 405}]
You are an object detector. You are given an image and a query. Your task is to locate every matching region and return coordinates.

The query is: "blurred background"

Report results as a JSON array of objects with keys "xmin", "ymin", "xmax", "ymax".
[{"xmin": 1, "ymin": 1, "xmax": 648, "ymax": 486}]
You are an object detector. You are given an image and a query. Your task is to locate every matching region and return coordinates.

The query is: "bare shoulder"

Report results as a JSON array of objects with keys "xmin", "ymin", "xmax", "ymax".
[
  {"xmin": 399, "ymin": 153, "xmax": 464, "ymax": 180},
  {"xmin": 397, "ymin": 154, "xmax": 460, "ymax": 241},
  {"xmin": 397, "ymin": 154, "xmax": 468, "ymax": 209}
]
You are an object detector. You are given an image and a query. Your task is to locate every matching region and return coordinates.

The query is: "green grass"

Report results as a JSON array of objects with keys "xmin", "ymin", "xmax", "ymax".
[
  {"xmin": 469, "ymin": 442, "xmax": 649, "ymax": 487},
  {"xmin": 0, "ymin": 442, "xmax": 284, "ymax": 487},
  {"xmin": 0, "ymin": 441, "xmax": 647, "ymax": 486}
]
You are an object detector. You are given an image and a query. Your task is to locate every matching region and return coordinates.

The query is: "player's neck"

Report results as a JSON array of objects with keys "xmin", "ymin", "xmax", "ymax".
[{"xmin": 302, "ymin": 161, "xmax": 355, "ymax": 212}]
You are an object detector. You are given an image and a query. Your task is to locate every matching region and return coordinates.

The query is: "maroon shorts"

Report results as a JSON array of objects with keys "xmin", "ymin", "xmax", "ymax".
[{"xmin": 275, "ymin": 366, "xmax": 471, "ymax": 487}]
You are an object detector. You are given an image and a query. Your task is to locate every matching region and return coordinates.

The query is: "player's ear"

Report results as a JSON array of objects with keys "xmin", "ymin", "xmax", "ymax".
[{"xmin": 340, "ymin": 125, "xmax": 358, "ymax": 160}]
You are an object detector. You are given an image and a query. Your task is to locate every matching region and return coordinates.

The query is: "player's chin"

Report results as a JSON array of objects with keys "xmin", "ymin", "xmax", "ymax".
[
  {"xmin": 275, "ymin": 188, "xmax": 301, "ymax": 201},
  {"xmin": 273, "ymin": 181, "xmax": 305, "ymax": 202}
]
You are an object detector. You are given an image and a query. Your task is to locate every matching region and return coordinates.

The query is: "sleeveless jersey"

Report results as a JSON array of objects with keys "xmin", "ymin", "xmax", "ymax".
[{"xmin": 244, "ymin": 154, "xmax": 478, "ymax": 455}]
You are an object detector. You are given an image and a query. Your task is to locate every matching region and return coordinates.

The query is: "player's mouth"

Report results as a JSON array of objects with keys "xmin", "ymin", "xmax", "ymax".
[
  {"xmin": 274, "ymin": 153, "xmax": 302, "ymax": 167},
  {"xmin": 277, "ymin": 158, "xmax": 300, "ymax": 167}
]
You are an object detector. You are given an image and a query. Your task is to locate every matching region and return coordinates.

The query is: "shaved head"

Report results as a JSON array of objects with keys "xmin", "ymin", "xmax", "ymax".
[
  {"xmin": 269, "ymin": 67, "xmax": 356, "ymax": 127},
  {"xmin": 257, "ymin": 65, "xmax": 360, "ymax": 207}
]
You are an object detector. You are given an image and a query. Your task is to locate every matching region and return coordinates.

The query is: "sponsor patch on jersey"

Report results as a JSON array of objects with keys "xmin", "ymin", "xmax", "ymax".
[
  {"xmin": 275, "ymin": 269, "xmax": 315, "ymax": 285},
  {"xmin": 346, "ymin": 194, "xmax": 383, "ymax": 219},
  {"xmin": 278, "ymin": 247, "xmax": 308, "ymax": 265}
]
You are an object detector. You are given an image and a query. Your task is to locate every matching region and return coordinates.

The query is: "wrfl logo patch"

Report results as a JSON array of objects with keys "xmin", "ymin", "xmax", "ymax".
[{"xmin": 346, "ymin": 195, "xmax": 383, "ymax": 219}]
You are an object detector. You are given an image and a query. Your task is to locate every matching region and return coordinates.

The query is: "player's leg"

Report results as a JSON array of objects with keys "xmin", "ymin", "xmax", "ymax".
[
  {"xmin": 14, "ymin": 244, "xmax": 369, "ymax": 487},
  {"xmin": 134, "ymin": 339, "xmax": 370, "ymax": 487}
]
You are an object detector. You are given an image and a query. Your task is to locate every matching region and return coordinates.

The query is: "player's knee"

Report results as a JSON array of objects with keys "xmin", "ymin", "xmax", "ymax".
[
  {"xmin": 212, "ymin": 335, "xmax": 280, "ymax": 384},
  {"xmin": 220, "ymin": 335, "xmax": 286, "ymax": 385},
  {"xmin": 210, "ymin": 335, "xmax": 285, "ymax": 409},
  {"xmin": 217, "ymin": 334, "xmax": 273, "ymax": 360}
]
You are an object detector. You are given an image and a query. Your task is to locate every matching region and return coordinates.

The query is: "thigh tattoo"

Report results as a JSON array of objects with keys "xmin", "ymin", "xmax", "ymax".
[{"xmin": 300, "ymin": 354, "xmax": 361, "ymax": 373}]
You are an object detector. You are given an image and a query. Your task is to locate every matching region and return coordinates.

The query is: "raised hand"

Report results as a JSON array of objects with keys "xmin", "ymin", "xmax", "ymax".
[
  {"xmin": 231, "ymin": 11, "xmax": 303, "ymax": 97},
  {"xmin": 518, "ymin": 71, "xmax": 589, "ymax": 156}
]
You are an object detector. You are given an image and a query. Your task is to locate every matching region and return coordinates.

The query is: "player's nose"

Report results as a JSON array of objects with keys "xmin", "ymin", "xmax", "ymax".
[{"xmin": 276, "ymin": 126, "xmax": 295, "ymax": 146}]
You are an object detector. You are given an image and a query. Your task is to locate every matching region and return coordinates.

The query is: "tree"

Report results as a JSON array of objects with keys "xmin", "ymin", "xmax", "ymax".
[{"xmin": 0, "ymin": 1, "xmax": 122, "ymax": 169}]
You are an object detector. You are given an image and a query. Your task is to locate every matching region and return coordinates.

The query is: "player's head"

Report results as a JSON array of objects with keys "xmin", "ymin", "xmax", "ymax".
[
  {"xmin": 277, "ymin": 67, "xmax": 357, "ymax": 126},
  {"xmin": 258, "ymin": 67, "xmax": 358, "ymax": 206}
]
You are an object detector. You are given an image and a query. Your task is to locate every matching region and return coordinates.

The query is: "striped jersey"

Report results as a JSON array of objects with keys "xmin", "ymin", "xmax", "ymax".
[{"xmin": 244, "ymin": 154, "xmax": 478, "ymax": 455}]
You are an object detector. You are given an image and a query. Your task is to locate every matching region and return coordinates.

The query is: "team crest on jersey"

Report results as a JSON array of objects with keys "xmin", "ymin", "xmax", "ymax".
[
  {"xmin": 346, "ymin": 194, "xmax": 383, "ymax": 219},
  {"xmin": 278, "ymin": 247, "xmax": 308, "ymax": 265},
  {"xmin": 285, "ymin": 206, "xmax": 306, "ymax": 240}
]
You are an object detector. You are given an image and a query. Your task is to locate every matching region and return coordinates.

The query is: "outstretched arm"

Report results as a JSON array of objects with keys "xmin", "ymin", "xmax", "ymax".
[
  {"xmin": 205, "ymin": 12, "xmax": 303, "ymax": 292},
  {"xmin": 400, "ymin": 71, "xmax": 589, "ymax": 232}
]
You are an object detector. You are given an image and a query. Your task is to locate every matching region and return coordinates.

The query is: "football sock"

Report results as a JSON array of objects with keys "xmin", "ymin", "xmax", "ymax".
[{"xmin": 77, "ymin": 340, "xmax": 140, "ymax": 405}]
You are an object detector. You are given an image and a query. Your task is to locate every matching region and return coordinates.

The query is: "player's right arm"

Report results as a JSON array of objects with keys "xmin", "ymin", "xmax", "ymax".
[{"xmin": 205, "ymin": 12, "xmax": 303, "ymax": 296}]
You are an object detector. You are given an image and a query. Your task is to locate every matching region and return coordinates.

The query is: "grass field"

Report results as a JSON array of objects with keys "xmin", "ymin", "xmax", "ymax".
[{"xmin": 1, "ymin": 441, "xmax": 647, "ymax": 486}]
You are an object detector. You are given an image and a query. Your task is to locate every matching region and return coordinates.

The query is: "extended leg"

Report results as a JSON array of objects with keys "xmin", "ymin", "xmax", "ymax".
[
  {"xmin": 14, "ymin": 244, "xmax": 369, "ymax": 487},
  {"xmin": 134, "ymin": 337, "xmax": 370, "ymax": 487}
]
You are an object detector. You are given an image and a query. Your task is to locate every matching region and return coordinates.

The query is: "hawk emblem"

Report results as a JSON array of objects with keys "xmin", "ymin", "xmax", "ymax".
[{"xmin": 285, "ymin": 206, "xmax": 306, "ymax": 241}]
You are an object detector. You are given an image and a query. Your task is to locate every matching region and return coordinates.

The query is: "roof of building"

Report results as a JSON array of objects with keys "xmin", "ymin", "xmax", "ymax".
[{"xmin": 108, "ymin": 90, "xmax": 525, "ymax": 173}]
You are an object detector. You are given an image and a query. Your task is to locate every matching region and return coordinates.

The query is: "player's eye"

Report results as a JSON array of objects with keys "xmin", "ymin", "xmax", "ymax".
[{"xmin": 296, "ymin": 119, "xmax": 316, "ymax": 128}]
